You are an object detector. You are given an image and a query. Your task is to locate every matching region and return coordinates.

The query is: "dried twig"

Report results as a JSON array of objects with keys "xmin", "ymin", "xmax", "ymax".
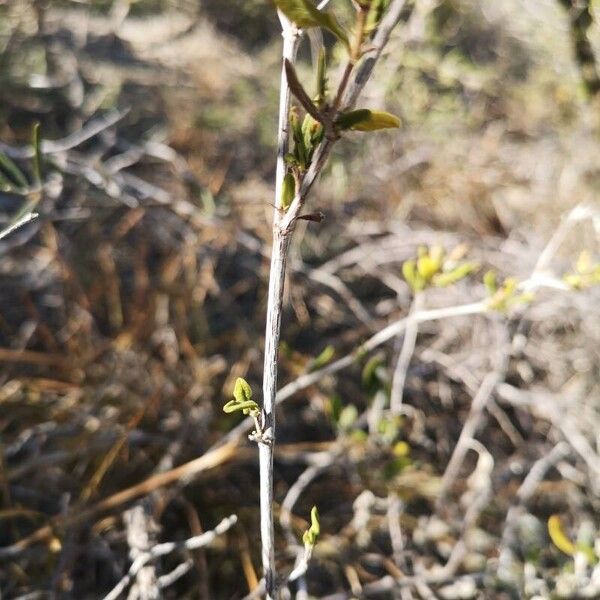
[{"xmin": 102, "ymin": 515, "xmax": 237, "ymax": 600}]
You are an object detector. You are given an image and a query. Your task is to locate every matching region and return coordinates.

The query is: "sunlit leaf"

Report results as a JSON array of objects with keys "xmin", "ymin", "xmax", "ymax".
[
  {"xmin": 32, "ymin": 122, "xmax": 42, "ymax": 186},
  {"xmin": 433, "ymin": 262, "xmax": 479, "ymax": 287},
  {"xmin": 309, "ymin": 344, "xmax": 335, "ymax": 370},
  {"xmin": 315, "ymin": 46, "xmax": 328, "ymax": 107},
  {"xmin": 222, "ymin": 398, "xmax": 259, "ymax": 414},
  {"xmin": 284, "ymin": 59, "xmax": 324, "ymax": 124},
  {"xmin": 274, "ymin": 0, "xmax": 349, "ymax": 46},
  {"xmin": 548, "ymin": 515, "xmax": 576, "ymax": 556},
  {"xmin": 233, "ymin": 377, "xmax": 253, "ymax": 403},
  {"xmin": 281, "ymin": 172, "xmax": 296, "ymax": 210},
  {"xmin": 0, "ymin": 152, "xmax": 28, "ymax": 190},
  {"xmin": 335, "ymin": 109, "xmax": 400, "ymax": 131},
  {"xmin": 302, "ymin": 505, "xmax": 320, "ymax": 546}
]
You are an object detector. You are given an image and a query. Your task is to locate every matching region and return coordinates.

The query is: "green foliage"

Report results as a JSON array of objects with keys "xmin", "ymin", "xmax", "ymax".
[
  {"xmin": 284, "ymin": 59, "xmax": 324, "ymax": 124},
  {"xmin": 0, "ymin": 123, "xmax": 43, "ymax": 240},
  {"xmin": 365, "ymin": 0, "xmax": 390, "ymax": 36},
  {"xmin": 563, "ymin": 251, "xmax": 600, "ymax": 289},
  {"xmin": 548, "ymin": 515, "xmax": 598, "ymax": 565},
  {"xmin": 31, "ymin": 122, "xmax": 42, "ymax": 186},
  {"xmin": 315, "ymin": 47, "xmax": 328, "ymax": 109},
  {"xmin": 484, "ymin": 271, "xmax": 534, "ymax": 312},
  {"xmin": 309, "ymin": 344, "xmax": 335, "ymax": 371},
  {"xmin": 287, "ymin": 107, "xmax": 324, "ymax": 171},
  {"xmin": 338, "ymin": 404, "xmax": 359, "ymax": 432},
  {"xmin": 377, "ymin": 414, "xmax": 401, "ymax": 444},
  {"xmin": 325, "ymin": 394, "xmax": 343, "ymax": 425},
  {"xmin": 302, "ymin": 505, "xmax": 321, "ymax": 547},
  {"xmin": 223, "ymin": 377, "xmax": 260, "ymax": 416},
  {"xmin": 280, "ymin": 172, "xmax": 296, "ymax": 210},
  {"xmin": 274, "ymin": 0, "xmax": 349, "ymax": 46},
  {"xmin": 361, "ymin": 353, "xmax": 388, "ymax": 394},
  {"xmin": 335, "ymin": 109, "xmax": 401, "ymax": 131},
  {"xmin": 0, "ymin": 152, "xmax": 28, "ymax": 191},
  {"xmin": 402, "ymin": 245, "xmax": 478, "ymax": 293}
]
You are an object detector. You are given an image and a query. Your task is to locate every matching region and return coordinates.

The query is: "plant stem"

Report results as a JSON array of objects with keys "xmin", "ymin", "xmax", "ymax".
[
  {"xmin": 259, "ymin": 3, "xmax": 408, "ymax": 596},
  {"xmin": 332, "ymin": 6, "xmax": 367, "ymax": 112},
  {"xmin": 260, "ymin": 15, "xmax": 299, "ymax": 600}
]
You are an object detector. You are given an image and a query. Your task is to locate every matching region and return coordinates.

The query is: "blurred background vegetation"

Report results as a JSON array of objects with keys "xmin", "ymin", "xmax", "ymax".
[{"xmin": 1, "ymin": 0, "xmax": 599, "ymax": 598}]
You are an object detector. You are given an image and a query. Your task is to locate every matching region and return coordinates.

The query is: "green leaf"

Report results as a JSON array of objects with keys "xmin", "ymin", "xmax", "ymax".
[
  {"xmin": 233, "ymin": 377, "xmax": 253, "ymax": 403},
  {"xmin": 302, "ymin": 505, "xmax": 321, "ymax": 547},
  {"xmin": 0, "ymin": 152, "xmax": 28, "ymax": 190},
  {"xmin": 290, "ymin": 107, "xmax": 308, "ymax": 167},
  {"xmin": 416, "ymin": 255, "xmax": 440, "ymax": 281},
  {"xmin": 433, "ymin": 262, "xmax": 479, "ymax": 287},
  {"xmin": 302, "ymin": 113, "xmax": 324, "ymax": 159},
  {"xmin": 274, "ymin": 0, "xmax": 349, "ymax": 46},
  {"xmin": 338, "ymin": 404, "xmax": 358, "ymax": 431},
  {"xmin": 361, "ymin": 353, "xmax": 385, "ymax": 390},
  {"xmin": 315, "ymin": 46, "xmax": 328, "ymax": 107},
  {"xmin": 223, "ymin": 398, "xmax": 259, "ymax": 414},
  {"xmin": 365, "ymin": 0, "xmax": 390, "ymax": 35},
  {"xmin": 402, "ymin": 259, "xmax": 425, "ymax": 292},
  {"xmin": 32, "ymin": 122, "xmax": 42, "ymax": 186},
  {"xmin": 284, "ymin": 59, "xmax": 325, "ymax": 124},
  {"xmin": 281, "ymin": 172, "xmax": 296, "ymax": 210},
  {"xmin": 483, "ymin": 270, "xmax": 497, "ymax": 294},
  {"xmin": 326, "ymin": 394, "xmax": 343, "ymax": 424},
  {"xmin": 335, "ymin": 109, "xmax": 400, "ymax": 132},
  {"xmin": 309, "ymin": 344, "xmax": 335, "ymax": 371}
]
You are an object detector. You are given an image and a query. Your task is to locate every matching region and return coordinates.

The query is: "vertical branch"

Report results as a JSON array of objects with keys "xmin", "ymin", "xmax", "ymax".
[
  {"xmin": 259, "ymin": 2, "xmax": 408, "ymax": 596},
  {"xmin": 260, "ymin": 13, "xmax": 300, "ymax": 600}
]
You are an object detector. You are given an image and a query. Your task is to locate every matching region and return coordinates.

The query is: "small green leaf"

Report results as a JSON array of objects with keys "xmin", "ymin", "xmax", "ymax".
[
  {"xmin": 326, "ymin": 394, "xmax": 343, "ymax": 424},
  {"xmin": 548, "ymin": 515, "xmax": 576, "ymax": 557},
  {"xmin": 0, "ymin": 152, "xmax": 28, "ymax": 190},
  {"xmin": 284, "ymin": 59, "xmax": 325, "ymax": 125},
  {"xmin": 483, "ymin": 270, "xmax": 497, "ymax": 295},
  {"xmin": 433, "ymin": 262, "xmax": 479, "ymax": 287},
  {"xmin": 32, "ymin": 122, "xmax": 42, "ymax": 186},
  {"xmin": 284, "ymin": 153, "xmax": 298, "ymax": 166},
  {"xmin": 223, "ymin": 398, "xmax": 259, "ymax": 414},
  {"xmin": 274, "ymin": 0, "xmax": 349, "ymax": 46},
  {"xmin": 302, "ymin": 505, "xmax": 321, "ymax": 547},
  {"xmin": 281, "ymin": 172, "xmax": 296, "ymax": 210},
  {"xmin": 290, "ymin": 107, "xmax": 308, "ymax": 167},
  {"xmin": 309, "ymin": 344, "xmax": 335, "ymax": 371},
  {"xmin": 361, "ymin": 353, "xmax": 386, "ymax": 390},
  {"xmin": 233, "ymin": 377, "xmax": 253, "ymax": 404},
  {"xmin": 315, "ymin": 47, "xmax": 328, "ymax": 108},
  {"xmin": 302, "ymin": 113, "xmax": 324, "ymax": 159},
  {"xmin": 416, "ymin": 255, "xmax": 440, "ymax": 281},
  {"xmin": 402, "ymin": 259, "xmax": 425, "ymax": 292},
  {"xmin": 338, "ymin": 404, "xmax": 358, "ymax": 431},
  {"xmin": 365, "ymin": 0, "xmax": 390, "ymax": 35},
  {"xmin": 335, "ymin": 109, "xmax": 400, "ymax": 132}
]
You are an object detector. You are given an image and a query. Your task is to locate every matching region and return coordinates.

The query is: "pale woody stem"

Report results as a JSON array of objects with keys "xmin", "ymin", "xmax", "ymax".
[{"xmin": 260, "ymin": 18, "xmax": 299, "ymax": 600}]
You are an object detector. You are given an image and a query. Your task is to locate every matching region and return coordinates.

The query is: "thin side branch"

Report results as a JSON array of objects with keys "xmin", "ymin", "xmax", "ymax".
[{"xmin": 102, "ymin": 515, "xmax": 237, "ymax": 600}]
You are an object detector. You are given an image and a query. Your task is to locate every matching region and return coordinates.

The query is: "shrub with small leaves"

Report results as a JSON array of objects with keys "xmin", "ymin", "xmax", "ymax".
[
  {"xmin": 548, "ymin": 515, "xmax": 598, "ymax": 565},
  {"xmin": 484, "ymin": 271, "xmax": 534, "ymax": 312},
  {"xmin": 402, "ymin": 245, "xmax": 479, "ymax": 293},
  {"xmin": 223, "ymin": 377, "xmax": 260, "ymax": 417},
  {"xmin": 563, "ymin": 251, "xmax": 600, "ymax": 289}
]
